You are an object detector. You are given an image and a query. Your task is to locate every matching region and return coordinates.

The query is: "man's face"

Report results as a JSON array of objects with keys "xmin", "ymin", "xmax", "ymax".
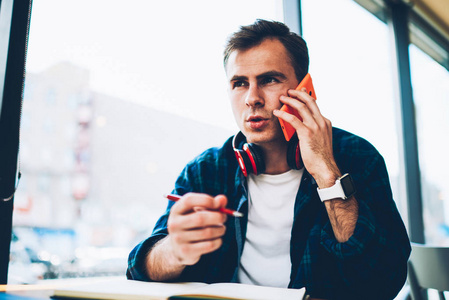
[{"xmin": 226, "ymin": 38, "xmax": 299, "ymax": 145}]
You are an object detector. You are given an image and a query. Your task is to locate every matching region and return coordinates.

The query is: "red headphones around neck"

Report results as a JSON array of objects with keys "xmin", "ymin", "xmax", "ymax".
[{"xmin": 232, "ymin": 131, "xmax": 303, "ymax": 177}]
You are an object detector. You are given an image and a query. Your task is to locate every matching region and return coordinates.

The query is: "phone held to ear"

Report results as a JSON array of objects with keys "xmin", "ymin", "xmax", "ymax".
[{"xmin": 278, "ymin": 73, "xmax": 317, "ymax": 141}]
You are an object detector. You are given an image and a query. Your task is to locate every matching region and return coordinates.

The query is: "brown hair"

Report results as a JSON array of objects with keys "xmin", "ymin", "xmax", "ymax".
[{"xmin": 223, "ymin": 19, "xmax": 309, "ymax": 82}]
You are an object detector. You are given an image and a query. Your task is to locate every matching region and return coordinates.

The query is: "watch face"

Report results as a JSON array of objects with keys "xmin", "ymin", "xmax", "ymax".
[{"xmin": 341, "ymin": 174, "xmax": 356, "ymax": 198}]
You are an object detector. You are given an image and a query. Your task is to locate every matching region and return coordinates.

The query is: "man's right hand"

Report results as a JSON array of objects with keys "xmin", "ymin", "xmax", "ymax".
[
  {"xmin": 146, "ymin": 193, "xmax": 228, "ymax": 281},
  {"xmin": 167, "ymin": 193, "xmax": 228, "ymax": 265}
]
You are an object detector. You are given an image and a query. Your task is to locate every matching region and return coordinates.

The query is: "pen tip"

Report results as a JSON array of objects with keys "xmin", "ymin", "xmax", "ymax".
[{"xmin": 233, "ymin": 211, "xmax": 244, "ymax": 217}]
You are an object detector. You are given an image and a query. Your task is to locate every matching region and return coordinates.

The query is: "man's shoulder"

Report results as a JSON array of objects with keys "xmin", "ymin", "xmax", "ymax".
[
  {"xmin": 187, "ymin": 135, "xmax": 236, "ymax": 168},
  {"xmin": 331, "ymin": 127, "xmax": 387, "ymax": 180},
  {"xmin": 178, "ymin": 136, "xmax": 238, "ymax": 195},
  {"xmin": 332, "ymin": 127, "xmax": 379, "ymax": 156}
]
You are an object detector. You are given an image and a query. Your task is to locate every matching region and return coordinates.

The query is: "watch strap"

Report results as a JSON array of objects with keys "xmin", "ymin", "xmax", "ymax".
[
  {"xmin": 317, "ymin": 173, "xmax": 355, "ymax": 202},
  {"xmin": 317, "ymin": 178, "xmax": 346, "ymax": 202}
]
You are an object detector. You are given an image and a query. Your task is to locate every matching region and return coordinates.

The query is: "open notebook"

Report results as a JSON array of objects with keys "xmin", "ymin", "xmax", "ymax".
[{"xmin": 51, "ymin": 278, "xmax": 305, "ymax": 300}]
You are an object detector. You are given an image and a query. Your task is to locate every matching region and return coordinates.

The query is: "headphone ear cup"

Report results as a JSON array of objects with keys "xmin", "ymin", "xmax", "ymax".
[
  {"xmin": 287, "ymin": 136, "xmax": 303, "ymax": 170},
  {"xmin": 233, "ymin": 132, "xmax": 251, "ymax": 176},
  {"xmin": 235, "ymin": 149, "xmax": 253, "ymax": 177},
  {"xmin": 245, "ymin": 143, "xmax": 265, "ymax": 175}
]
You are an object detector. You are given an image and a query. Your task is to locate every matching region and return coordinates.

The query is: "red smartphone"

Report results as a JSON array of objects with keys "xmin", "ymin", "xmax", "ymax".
[{"xmin": 278, "ymin": 73, "xmax": 317, "ymax": 141}]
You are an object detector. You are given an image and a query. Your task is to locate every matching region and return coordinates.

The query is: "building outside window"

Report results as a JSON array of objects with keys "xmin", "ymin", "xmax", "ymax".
[{"xmin": 10, "ymin": 0, "xmax": 283, "ymax": 283}]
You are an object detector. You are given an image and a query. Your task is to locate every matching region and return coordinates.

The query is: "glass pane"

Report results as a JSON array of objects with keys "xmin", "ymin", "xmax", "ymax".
[
  {"xmin": 410, "ymin": 44, "xmax": 449, "ymax": 245},
  {"xmin": 11, "ymin": 0, "xmax": 283, "ymax": 283},
  {"xmin": 301, "ymin": 0, "xmax": 404, "ymax": 218}
]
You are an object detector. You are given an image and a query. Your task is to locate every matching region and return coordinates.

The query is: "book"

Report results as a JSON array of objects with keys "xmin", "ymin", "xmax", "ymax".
[{"xmin": 51, "ymin": 278, "xmax": 305, "ymax": 300}]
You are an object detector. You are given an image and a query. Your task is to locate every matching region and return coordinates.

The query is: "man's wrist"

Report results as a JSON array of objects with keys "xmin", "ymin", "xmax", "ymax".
[
  {"xmin": 318, "ymin": 173, "xmax": 356, "ymax": 202},
  {"xmin": 159, "ymin": 236, "xmax": 186, "ymax": 267},
  {"xmin": 313, "ymin": 166, "xmax": 341, "ymax": 189},
  {"xmin": 146, "ymin": 236, "xmax": 186, "ymax": 281}
]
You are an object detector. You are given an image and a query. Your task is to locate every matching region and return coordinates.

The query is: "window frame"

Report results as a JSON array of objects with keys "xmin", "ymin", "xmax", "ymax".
[
  {"xmin": 294, "ymin": 0, "xmax": 449, "ymax": 243},
  {"xmin": 0, "ymin": 0, "xmax": 32, "ymax": 284},
  {"xmin": 351, "ymin": 0, "xmax": 449, "ymax": 242}
]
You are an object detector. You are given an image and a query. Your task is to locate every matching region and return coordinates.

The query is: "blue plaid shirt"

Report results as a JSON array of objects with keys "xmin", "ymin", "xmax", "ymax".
[{"xmin": 127, "ymin": 127, "xmax": 411, "ymax": 300}]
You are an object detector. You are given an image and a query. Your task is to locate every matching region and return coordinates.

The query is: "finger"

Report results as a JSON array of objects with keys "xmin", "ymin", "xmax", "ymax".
[
  {"xmin": 193, "ymin": 207, "xmax": 227, "ymax": 224},
  {"xmin": 171, "ymin": 193, "xmax": 218, "ymax": 215},
  {"xmin": 287, "ymin": 88, "xmax": 322, "ymax": 119},
  {"xmin": 168, "ymin": 210, "xmax": 227, "ymax": 232},
  {"xmin": 177, "ymin": 238, "xmax": 224, "ymax": 264},
  {"xmin": 215, "ymin": 195, "xmax": 228, "ymax": 223},
  {"xmin": 215, "ymin": 194, "xmax": 228, "ymax": 209},
  {"xmin": 194, "ymin": 195, "xmax": 227, "ymax": 211},
  {"xmin": 171, "ymin": 225, "xmax": 226, "ymax": 244},
  {"xmin": 279, "ymin": 95, "xmax": 315, "ymax": 125},
  {"xmin": 189, "ymin": 238, "xmax": 223, "ymax": 254},
  {"xmin": 290, "ymin": 87, "xmax": 316, "ymax": 101},
  {"xmin": 285, "ymin": 90, "xmax": 330, "ymax": 131},
  {"xmin": 273, "ymin": 108, "xmax": 307, "ymax": 134}
]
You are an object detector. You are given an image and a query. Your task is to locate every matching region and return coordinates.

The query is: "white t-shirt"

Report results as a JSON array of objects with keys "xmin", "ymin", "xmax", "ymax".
[{"xmin": 238, "ymin": 169, "xmax": 304, "ymax": 288}]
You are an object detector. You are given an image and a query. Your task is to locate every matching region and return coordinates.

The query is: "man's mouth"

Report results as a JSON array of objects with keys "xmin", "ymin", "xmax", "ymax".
[
  {"xmin": 246, "ymin": 115, "xmax": 269, "ymax": 129},
  {"xmin": 247, "ymin": 115, "xmax": 268, "ymax": 122}
]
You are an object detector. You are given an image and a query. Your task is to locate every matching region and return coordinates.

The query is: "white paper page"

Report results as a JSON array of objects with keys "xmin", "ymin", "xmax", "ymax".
[
  {"xmin": 181, "ymin": 282, "xmax": 305, "ymax": 300},
  {"xmin": 53, "ymin": 279, "xmax": 206, "ymax": 300}
]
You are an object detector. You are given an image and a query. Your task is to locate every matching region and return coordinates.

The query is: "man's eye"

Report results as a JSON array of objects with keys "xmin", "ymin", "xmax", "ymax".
[
  {"xmin": 260, "ymin": 77, "xmax": 278, "ymax": 85},
  {"xmin": 232, "ymin": 81, "xmax": 247, "ymax": 89}
]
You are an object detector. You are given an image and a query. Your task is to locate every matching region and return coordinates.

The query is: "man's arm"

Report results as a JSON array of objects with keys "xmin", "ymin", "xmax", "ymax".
[
  {"xmin": 275, "ymin": 92, "xmax": 410, "ymax": 297},
  {"xmin": 274, "ymin": 88, "xmax": 357, "ymax": 242},
  {"xmin": 144, "ymin": 193, "xmax": 228, "ymax": 281},
  {"xmin": 314, "ymin": 167, "xmax": 359, "ymax": 243},
  {"xmin": 322, "ymin": 191, "xmax": 359, "ymax": 242},
  {"xmin": 318, "ymin": 155, "xmax": 411, "ymax": 299}
]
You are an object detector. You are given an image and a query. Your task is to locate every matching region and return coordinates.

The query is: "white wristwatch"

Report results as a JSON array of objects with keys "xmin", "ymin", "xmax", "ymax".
[{"xmin": 317, "ymin": 173, "xmax": 356, "ymax": 202}]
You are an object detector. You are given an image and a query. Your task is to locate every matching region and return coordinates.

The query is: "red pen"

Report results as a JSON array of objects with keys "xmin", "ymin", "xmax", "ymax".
[{"xmin": 164, "ymin": 194, "xmax": 244, "ymax": 217}]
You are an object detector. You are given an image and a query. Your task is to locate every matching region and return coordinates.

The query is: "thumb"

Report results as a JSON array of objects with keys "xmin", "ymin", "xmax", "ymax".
[{"xmin": 214, "ymin": 194, "xmax": 228, "ymax": 208}]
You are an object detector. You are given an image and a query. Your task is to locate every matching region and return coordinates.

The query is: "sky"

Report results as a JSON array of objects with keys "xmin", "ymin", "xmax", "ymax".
[
  {"xmin": 26, "ymin": 0, "xmax": 283, "ymax": 132},
  {"xmin": 26, "ymin": 0, "xmax": 399, "ymax": 169}
]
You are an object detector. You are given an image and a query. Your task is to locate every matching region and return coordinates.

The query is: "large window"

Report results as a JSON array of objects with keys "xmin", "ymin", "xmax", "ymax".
[
  {"xmin": 301, "ymin": 0, "xmax": 404, "ymax": 218},
  {"xmin": 8, "ymin": 0, "xmax": 449, "ymax": 286},
  {"xmin": 10, "ymin": 0, "xmax": 283, "ymax": 283},
  {"xmin": 409, "ymin": 44, "xmax": 449, "ymax": 245}
]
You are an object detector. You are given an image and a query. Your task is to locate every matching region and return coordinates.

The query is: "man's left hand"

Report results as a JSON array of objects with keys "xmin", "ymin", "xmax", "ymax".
[{"xmin": 274, "ymin": 88, "xmax": 340, "ymax": 188}]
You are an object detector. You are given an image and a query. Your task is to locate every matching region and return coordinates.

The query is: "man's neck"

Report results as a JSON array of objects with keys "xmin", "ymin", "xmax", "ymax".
[{"xmin": 259, "ymin": 141, "xmax": 290, "ymax": 175}]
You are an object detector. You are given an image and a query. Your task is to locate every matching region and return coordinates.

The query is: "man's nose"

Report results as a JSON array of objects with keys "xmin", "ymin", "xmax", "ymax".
[{"xmin": 245, "ymin": 85, "xmax": 264, "ymax": 107}]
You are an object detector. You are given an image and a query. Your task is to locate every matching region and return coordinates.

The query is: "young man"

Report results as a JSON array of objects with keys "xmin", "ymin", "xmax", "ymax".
[{"xmin": 127, "ymin": 20, "xmax": 411, "ymax": 300}]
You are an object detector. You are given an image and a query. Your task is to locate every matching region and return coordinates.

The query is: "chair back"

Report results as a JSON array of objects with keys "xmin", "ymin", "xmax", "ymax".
[{"xmin": 408, "ymin": 243, "xmax": 449, "ymax": 300}]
